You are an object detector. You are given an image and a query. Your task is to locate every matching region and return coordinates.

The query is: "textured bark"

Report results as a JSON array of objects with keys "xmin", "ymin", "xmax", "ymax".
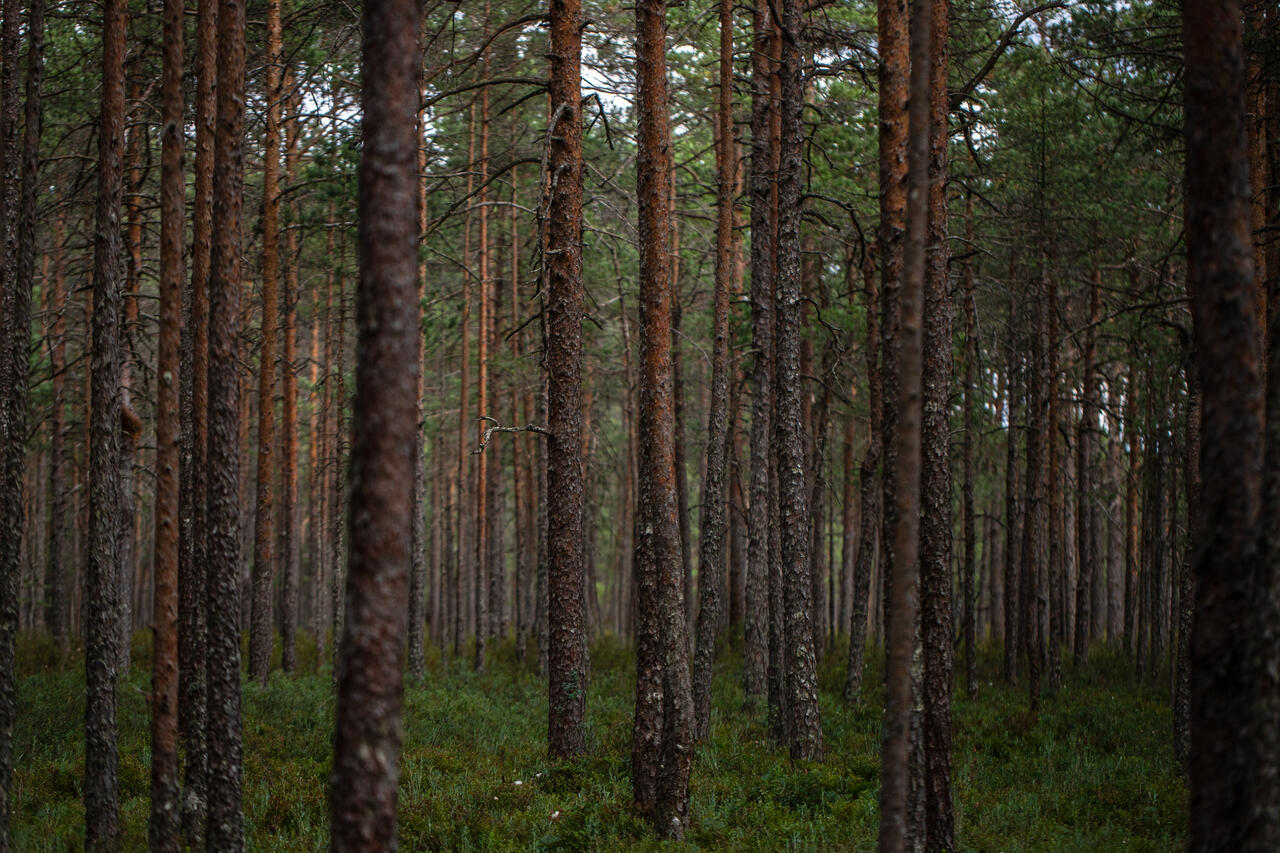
[
  {"xmin": 249, "ymin": 0, "xmax": 283, "ymax": 686},
  {"xmin": 774, "ymin": 0, "xmax": 821, "ymax": 762},
  {"xmin": 742, "ymin": 0, "xmax": 776, "ymax": 705},
  {"xmin": 879, "ymin": 0, "xmax": 928, "ymax": 846},
  {"xmin": 45, "ymin": 214, "xmax": 68, "ymax": 649},
  {"xmin": 632, "ymin": 0, "xmax": 693, "ymax": 833},
  {"xmin": 85, "ymin": 0, "xmax": 128, "ymax": 842},
  {"xmin": 845, "ymin": 250, "xmax": 882, "ymax": 703},
  {"xmin": 878, "ymin": 0, "xmax": 908, "ymax": 655},
  {"xmin": 960, "ymin": 199, "xmax": 977, "ymax": 700},
  {"xmin": 179, "ymin": 0, "xmax": 216, "ymax": 836},
  {"xmin": 0, "ymin": 0, "xmax": 31, "ymax": 841},
  {"xmin": 1184, "ymin": 2, "xmax": 1271, "ymax": 847},
  {"xmin": 1175, "ymin": 361, "xmax": 1199, "ymax": 768},
  {"xmin": 1022, "ymin": 269, "xmax": 1048, "ymax": 713},
  {"xmin": 329, "ymin": 0, "xmax": 419, "ymax": 842},
  {"xmin": 408, "ymin": 85, "xmax": 428, "ymax": 679},
  {"xmin": 546, "ymin": 0, "xmax": 588, "ymax": 759},
  {"xmin": 280, "ymin": 68, "xmax": 302, "ymax": 675},
  {"xmin": 206, "ymin": 0, "xmax": 247, "ymax": 841},
  {"xmin": 475, "ymin": 65, "xmax": 491, "ymax": 668},
  {"xmin": 149, "ymin": 0, "xmax": 183, "ymax": 842},
  {"xmin": 690, "ymin": 0, "xmax": 734, "ymax": 736},
  {"xmin": 1123, "ymin": 379, "xmax": 1139, "ymax": 656},
  {"xmin": 920, "ymin": 0, "xmax": 952, "ymax": 842}
]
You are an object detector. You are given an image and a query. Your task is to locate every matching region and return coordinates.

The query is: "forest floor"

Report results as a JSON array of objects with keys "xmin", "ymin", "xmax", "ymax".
[{"xmin": 12, "ymin": 631, "xmax": 1184, "ymax": 851}]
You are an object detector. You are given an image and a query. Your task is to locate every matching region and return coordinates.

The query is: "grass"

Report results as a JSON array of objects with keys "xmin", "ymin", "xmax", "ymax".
[{"xmin": 12, "ymin": 632, "xmax": 1185, "ymax": 851}]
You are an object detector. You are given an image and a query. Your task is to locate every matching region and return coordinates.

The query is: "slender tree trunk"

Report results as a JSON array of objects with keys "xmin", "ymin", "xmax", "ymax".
[
  {"xmin": 329, "ymin": 0, "xmax": 419, "ymax": 841},
  {"xmin": 961, "ymin": 198, "xmax": 977, "ymax": 700},
  {"xmin": 0, "ymin": 0, "xmax": 32, "ymax": 839},
  {"xmin": 845, "ymin": 249, "xmax": 882, "ymax": 702},
  {"xmin": 408, "ymin": 76, "xmax": 429, "ymax": 679},
  {"xmin": 1003, "ymin": 305, "xmax": 1022, "ymax": 684},
  {"xmin": 249, "ymin": 0, "xmax": 283, "ymax": 685},
  {"xmin": 920, "ymin": 0, "xmax": 952, "ymax": 842},
  {"xmin": 83, "ymin": 0, "xmax": 128, "ymax": 841},
  {"xmin": 207, "ymin": 0, "xmax": 248, "ymax": 840},
  {"xmin": 179, "ymin": 0, "xmax": 216, "ymax": 836},
  {"xmin": 692, "ymin": 0, "xmax": 735, "ymax": 742},
  {"xmin": 632, "ymin": 0, "xmax": 694, "ymax": 831},
  {"xmin": 456, "ymin": 104, "xmax": 475, "ymax": 658},
  {"xmin": 742, "ymin": 0, "xmax": 776, "ymax": 705},
  {"xmin": 546, "ymin": 0, "xmax": 588, "ymax": 758},
  {"xmin": 45, "ymin": 213, "xmax": 68, "ymax": 650},
  {"xmin": 1022, "ymin": 268, "xmax": 1049, "ymax": 713},
  {"xmin": 1074, "ymin": 273, "xmax": 1100, "ymax": 664},
  {"xmin": 280, "ymin": 69, "xmax": 302, "ymax": 675},
  {"xmin": 475, "ymin": 58, "xmax": 491, "ymax": 669},
  {"xmin": 879, "ymin": 0, "xmax": 929, "ymax": 845},
  {"xmin": 1046, "ymin": 273, "xmax": 1062, "ymax": 693},
  {"xmin": 148, "ymin": 0, "xmax": 183, "ymax": 843}
]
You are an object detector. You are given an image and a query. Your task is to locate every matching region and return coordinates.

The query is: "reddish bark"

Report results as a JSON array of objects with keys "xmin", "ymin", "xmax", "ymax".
[{"xmin": 546, "ymin": 0, "xmax": 588, "ymax": 759}]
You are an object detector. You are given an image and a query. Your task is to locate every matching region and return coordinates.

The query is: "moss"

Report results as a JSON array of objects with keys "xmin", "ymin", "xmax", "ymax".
[{"xmin": 12, "ymin": 637, "xmax": 1184, "ymax": 850}]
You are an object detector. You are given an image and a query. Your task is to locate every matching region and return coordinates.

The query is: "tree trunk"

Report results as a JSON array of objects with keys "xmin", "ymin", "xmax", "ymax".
[
  {"xmin": 961, "ymin": 196, "xmax": 977, "ymax": 700},
  {"xmin": 1074, "ymin": 273, "xmax": 1100, "ymax": 664},
  {"xmin": 1184, "ymin": 1, "xmax": 1270, "ymax": 845},
  {"xmin": 82, "ymin": 0, "xmax": 128, "ymax": 841},
  {"xmin": 329, "ymin": 0, "xmax": 419, "ymax": 841},
  {"xmin": 920, "ymin": 0, "xmax": 953, "ymax": 842},
  {"xmin": 632, "ymin": 0, "xmax": 694, "ymax": 832},
  {"xmin": 691, "ymin": 0, "xmax": 736, "ymax": 743},
  {"xmin": 742, "ymin": 0, "xmax": 777, "ymax": 706},
  {"xmin": 45, "ymin": 213, "xmax": 68, "ymax": 650},
  {"xmin": 0, "ymin": 0, "xmax": 32, "ymax": 840},
  {"xmin": 149, "ymin": 0, "xmax": 183, "ymax": 842},
  {"xmin": 179, "ymin": 0, "xmax": 216, "ymax": 836},
  {"xmin": 249, "ymin": 0, "xmax": 284, "ymax": 685},
  {"xmin": 546, "ymin": 0, "xmax": 588, "ymax": 759},
  {"xmin": 879, "ymin": 0, "xmax": 929, "ymax": 845},
  {"xmin": 845, "ymin": 248, "xmax": 882, "ymax": 702},
  {"xmin": 280, "ymin": 68, "xmax": 302, "ymax": 675},
  {"xmin": 1003, "ymin": 301, "xmax": 1022, "ymax": 684},
  {"xmin": 207, "ymin": 0, "xmax": 248, "ymax": 839}
]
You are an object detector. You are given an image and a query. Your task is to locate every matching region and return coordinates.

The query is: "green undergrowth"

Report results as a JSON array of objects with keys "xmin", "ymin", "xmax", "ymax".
[{"xmin": 12, "ymin": 632, "xmax": 1184, "ymax": 851}]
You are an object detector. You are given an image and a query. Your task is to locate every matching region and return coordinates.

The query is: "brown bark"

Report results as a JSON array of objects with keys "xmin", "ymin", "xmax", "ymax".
[
  {"xmin": 546, "ymin": 0, "xmax": 588, "ymax": 758},
  {"xmin": 456, "ymin": 103, "xmax": 475, "ymax": 657},
  {"xmin": 280, "ymin": 69, "xmax": 302, "ymax": 675},
  {"xmin": 774, "ymin": 0, "xmax": 821, "ymax": 760},
  {"xmin": 1003, "ymin": 303, "xmax": 1022, "ymax": 684},
  {"xmin": 84, "ymin": 0, "xmax": 128, "ymax": 841},
  {"xmin": 249, "ymin": 0, "xmax": 283, "ymax": 685},
  {"xmin": 148, "ymin": 0, "xmax": 183, "ymax": 843},
  {"xmin": 845, "ymin": 248, "xmax": 882, "ymax": 703},
  {"xmin": 961, "ymin": 198, "xmax": 977, "ymax": 701},
  {"xmin": 691, "ymin": 0, "xmax": 735, "ymax": 743},
  {"xmin": 632, "ymin": 0, "xmax": 694, "ymax": 832},
  {"xmin": 1047, "ymin": 273, "xmax": 1061, "ymax": 693},
  {"xmin": 1022, "ymin": 267, "xmax": 1048, "ymax": 713},
  {"xmin": 1124, "ymin": 379, "xmax": 1139, "ymax": 657},
  {"xmin": 179, "ymin": 0, "xmax": 216, "ymax": 836},
  {"xmin": 742, "ymin": 0, "xmax": 776, "ymax": 705},
  {"xmin": 879, "ymin": 0, "xmax": 929, "ymax": 846},
  {"xmin": 1184, "ymin": 1, "xmax": 1270, "ymax": 846},
  {"xmin": 920, "ymin": 0, "xmax": 952, "ymax": 842},
  {"xmin": 207, "ymin": 0, "xmax": 247, "ymax": 839},
  {"xmin": 0, "ymin": 0, "xmax": 31, "ymax": 839},
  {"xmin": 329, "ymin": 0, "xmax": 419, "ymax": 842},
  {"xmin": 45, "ymin": 213, "xmax": 68, "ymax": 649},
  {"xmin": 475, "ymin": 52, "xmax": 491, "ymax": 668},
  {"xmin": 408, "ymin": 74, "xmax": 429, "ymax": 679}
]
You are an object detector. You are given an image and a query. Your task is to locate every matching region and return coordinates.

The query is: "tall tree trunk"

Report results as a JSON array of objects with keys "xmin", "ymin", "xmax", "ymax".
[
  {"xmin": 280, "ymin": 68, "xmax": 302, "ymax": 675},
  {"xmin": 692, "ymin": 0, "xmax": 735, "ymax": 742},
  {"xmin": 179, "ymin": 0, "xmax": 216, "ymax": 836},
  {"xmin": 1022, "ymin": 267, "xmax": 1049, "ymax": 713},
  {"xmin": 632, "ymin": 0, "xmax": 694, "ymax": 832},
  {"xmin": 83, "ymin": 0, "xmax": 128, "ymax": 841},
  {"xmin": 456, "ymin": 104, "xmax": 475, "ymax": 658},
  {"xmin": 879, "ymin": 0, "xmax": 929, "ymax": 846},
  {"xmin": 1003, "ymin": 300, "xmax": 1022, "ymax": 684},
  {"xmin": 742, "ymin": 0, "xmax": 776, "ymax": 705},
  {"xmin": 1046, "ymin": 273, "xmax": 1062, "ymax": 693},
  {"xmin": 546, "ymin": 0, "xmax": 588, "ymax": 758},
  {"xmin": 960, "ymin": 197, "xmax": 977, "ymax": 700},
  {"xmin": 207, "ymin": 0, "xmax": 248, "ymax": 840},
  {"xmin": 329, "ymin": 0, "xmax": 419, "ymax": 840},
  {"xmin": 0, "ymin": 0, "xmax": 32, "ymax": 839},
  {"xmin": 1075, "ymin": 273, "xmax": 1101, "ymax": 664},
  {"xmin": 920, "ymin": 0, "xmax": 952, "ymax": 842},
  {"xmin": 475, "ymin": 57, "xmax": 491, "ymax": 669},
  {"xmin": 249, "ymin": 0, "xmax": 283, "ymax": 685},
  {"xmin": 1184, "ymin": 1, "xmax": 1270, "ymax": 846},
  {"xmin": 774, "ymin": 0, "xmax": 821, "ymax": 757},
  {"xmin": 845, "ymin": 248, "xmax": 882, "ymax": 702},
  {"xmin": 149, "ymin": 0, "xmax": 183, "ymax": 842},
  {"xmin": 408, "ymin": 74, "xmax": 429, "ymax": 679},
  {"xmin": 45, "ymin": 213, "xmax": 68, "ymax": 650}
]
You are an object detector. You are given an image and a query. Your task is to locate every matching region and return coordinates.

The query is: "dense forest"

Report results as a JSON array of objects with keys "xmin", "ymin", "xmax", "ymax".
[{"xmin": 0, "ymin": 0, "xmax": 1275, "ymax": 848}]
